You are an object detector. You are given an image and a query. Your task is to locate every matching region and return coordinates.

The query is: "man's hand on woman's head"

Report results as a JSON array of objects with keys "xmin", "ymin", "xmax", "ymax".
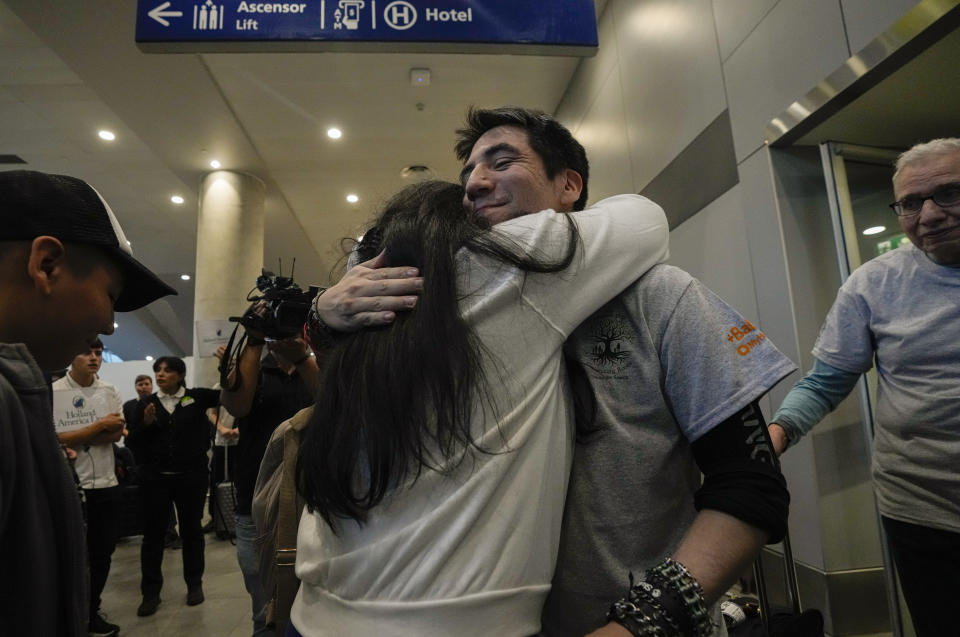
[{"xmin": 316, "ymin": 251, "xmax": 423, "ymax": 332}]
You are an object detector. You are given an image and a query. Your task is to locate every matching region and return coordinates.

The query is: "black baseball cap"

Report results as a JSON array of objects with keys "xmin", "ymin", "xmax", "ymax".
[{"xmin": 0, "ymin": 170, "xmax": 177, "ymax": 311}]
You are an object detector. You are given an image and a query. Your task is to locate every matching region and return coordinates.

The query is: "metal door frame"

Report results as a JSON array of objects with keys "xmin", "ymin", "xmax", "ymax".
[{"xmin": 818, "ymin": 140, "xmax": 905, "ymax": 637}]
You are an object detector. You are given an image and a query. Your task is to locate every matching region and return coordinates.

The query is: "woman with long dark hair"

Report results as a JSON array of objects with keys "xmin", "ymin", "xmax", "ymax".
[{"xmin": 291, "ymin": 181, "xmax": 668, "ymax": 636}]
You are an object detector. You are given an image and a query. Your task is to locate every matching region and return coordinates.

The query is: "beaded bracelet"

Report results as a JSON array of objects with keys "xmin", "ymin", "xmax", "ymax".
[
  {"xmin": 607, "ymin": 559, "xmax": 714, "ymax": 637},
  {"xmin": 609, "ymin": 596, "xmax": 674, "ymax": 636},
  {"xmin": 647, "ymin": 558, "xmax": 713, "ymax": 637},
  {"xmin": 304, "ymin": 288, "xmax": 337, "ymax": 350},
  {"xmin": 629, "ymin": 573, "xmax": 684, "ymax": 634}
]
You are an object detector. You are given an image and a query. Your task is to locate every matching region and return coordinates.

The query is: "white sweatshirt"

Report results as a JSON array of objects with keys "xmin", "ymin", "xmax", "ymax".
[{"xmin": 292, "ymin": 195, "xmax": 669, "ymax": 636}]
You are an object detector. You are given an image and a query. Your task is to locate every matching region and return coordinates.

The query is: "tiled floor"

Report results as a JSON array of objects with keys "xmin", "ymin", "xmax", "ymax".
[{"xmin": 100, "ymin": 529, "xmax": 254, "ymax": 637}]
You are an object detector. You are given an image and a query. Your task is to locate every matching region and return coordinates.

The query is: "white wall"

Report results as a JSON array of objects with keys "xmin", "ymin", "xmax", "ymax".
[
  {"xmin": 99, "ymin": 356, "xmax": 200, "ymax": 403},
  {"xmin": 560, "ymin": 0, "xmax": 920, "ymax": 202}
]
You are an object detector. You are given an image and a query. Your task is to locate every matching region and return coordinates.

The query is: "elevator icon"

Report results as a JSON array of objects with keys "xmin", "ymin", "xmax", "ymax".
[
  {"xmin": 194, "ymin": 0, "xmax": 224, "ymax": 30},
  {"xmin": 335, "ymin": 0, "xmax": 364, "ymax": 30}
]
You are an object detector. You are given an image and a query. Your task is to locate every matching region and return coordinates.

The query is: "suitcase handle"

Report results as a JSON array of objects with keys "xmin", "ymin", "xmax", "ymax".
[{"xmin": 753, "ymin": 527, "xmax": 803, "ymax": 634}]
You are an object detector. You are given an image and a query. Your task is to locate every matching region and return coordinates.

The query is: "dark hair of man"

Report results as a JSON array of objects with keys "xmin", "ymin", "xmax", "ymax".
[
  {"xmin": 152, "ymin": 355, "xmax": 186, "ymax": 387},
  {"xmin": 454, "ymin": 106, "xmax": 590, "ymax": 211},
  {"xmin": 297, "ymin": 180, "xmax": 580, "ymax": 527},
  {"xmin": 135, "ymin": 374, "xmax": 151, "ymax": 384},
  {"xmin": 88, "ymin": 337, "xmax": 104, "ymax": 351}
]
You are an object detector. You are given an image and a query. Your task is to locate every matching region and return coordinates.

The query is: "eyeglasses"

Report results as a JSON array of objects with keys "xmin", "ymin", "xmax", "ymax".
[{"xmin": 889, "ymin": 183, "xmax": 960, "ymax": 216}]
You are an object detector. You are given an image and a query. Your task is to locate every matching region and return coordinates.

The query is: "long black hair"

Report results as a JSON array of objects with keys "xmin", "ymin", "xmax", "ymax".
[{"xmin": 296, "ymin": 180, "xmax": 580, "ymax": 526}]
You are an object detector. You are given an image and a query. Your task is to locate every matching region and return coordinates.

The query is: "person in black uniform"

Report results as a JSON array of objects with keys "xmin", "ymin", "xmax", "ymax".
[
  {"xmin": 126, "ymin": 356, "xmax": 219, "ymax": 617},
  {"xmin": 122, "ymin": 373, "xmax": 182, "ymax": 549}
]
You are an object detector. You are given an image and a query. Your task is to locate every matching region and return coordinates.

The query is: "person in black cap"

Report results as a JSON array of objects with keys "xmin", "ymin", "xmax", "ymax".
[{"xmin": 0, "ymin": 170, "xmax": 175, "ymax": 637}]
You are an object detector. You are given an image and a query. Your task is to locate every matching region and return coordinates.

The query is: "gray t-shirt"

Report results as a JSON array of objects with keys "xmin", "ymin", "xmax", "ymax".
[
  {"xmin": 812, "ymin": 244, "xmax": 960, "ymax": 533},
  {"xmin": 541, "ymin": 265, "xmax": 796, "ymax": 636}
]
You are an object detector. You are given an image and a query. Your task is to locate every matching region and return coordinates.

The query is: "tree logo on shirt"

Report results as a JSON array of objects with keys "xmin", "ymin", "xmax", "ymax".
[{"xmin": 581, "ymin": 314, "xmax": 633, "ymax": 374}]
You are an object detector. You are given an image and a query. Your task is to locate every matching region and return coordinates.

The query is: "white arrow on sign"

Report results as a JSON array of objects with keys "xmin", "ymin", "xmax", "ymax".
[{"xmin": 148, "ymin": 2, "xmax": 183, "ymax": 27}]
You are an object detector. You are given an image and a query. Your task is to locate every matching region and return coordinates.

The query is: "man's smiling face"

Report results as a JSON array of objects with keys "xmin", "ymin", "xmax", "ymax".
[{"xmin": 460, "ymin": 125, "xmax": 577, "ymax": 225}]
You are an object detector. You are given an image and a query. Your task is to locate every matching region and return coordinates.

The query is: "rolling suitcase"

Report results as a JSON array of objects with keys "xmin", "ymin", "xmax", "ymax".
[
  {"xmin": 118, "ymin": 483, "xmax": 144, "ymax": 537},
  {"xmin": 212, "ymin": 445, "xmax": 237, "ymax": 540},
  {"xmin": 114, "ymin": 444, "xmax": 144, "ymax": 537},
  {"xmin": 726, "ymin": 529, "xmax": 824, "ymax": 636}
]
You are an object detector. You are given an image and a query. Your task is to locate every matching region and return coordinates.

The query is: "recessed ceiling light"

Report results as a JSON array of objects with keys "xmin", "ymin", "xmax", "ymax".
[
  {"xmin": 327, "ymin": 128, "xmax": 342, "ymax": 139},
  {"xmin": 145, "ymin": 355, "xmax": 154, "ymax": 361},
  {"xmin": 346, "ymin": 194, "xmax": 359, "ymax": 203},
  {"xmin": 171, "ymin": 195, "xmax": 185, "ymax": 204},
  {"xmin": 98, "ymin": 130, "xmax": 116, "ymax": 141},
  {"xmin": 862, "ymin": 226, "xmax": 886, "ymax": 235},
  {"xmin": 401, "ymin": 164, "xmax": 434, "ymax": 181},
  {"xmin": 210, "ymin": 159, "xmax": 221, "ymax": 169},
  {"xmin": 113, "ymin": 322, "xmax": 119, "ymax": 329},
  {"xmin": 180, "ymin": 274, "xmax": 191, "ymax": 281}
]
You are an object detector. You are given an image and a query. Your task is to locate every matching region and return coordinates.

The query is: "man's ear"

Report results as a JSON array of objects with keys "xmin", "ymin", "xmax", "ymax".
[
  {"xmin": 27, "ymin": 236, "xmax": 67, "ymax": 296},
  {"xmin": 556, "ymin": 169, "xmax": 584, "ymax": 211}
]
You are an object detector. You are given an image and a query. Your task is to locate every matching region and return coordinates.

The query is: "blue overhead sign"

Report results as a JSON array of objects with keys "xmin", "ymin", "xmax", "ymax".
[{"xmin": 136, "ymin": 1, "xmax": 598, "ymax": 55}]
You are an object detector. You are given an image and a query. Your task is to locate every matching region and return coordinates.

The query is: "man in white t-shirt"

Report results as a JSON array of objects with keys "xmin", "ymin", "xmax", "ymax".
[{"xmin": 55, "ymin": 338, "xmax": 125, "ymax": 637}]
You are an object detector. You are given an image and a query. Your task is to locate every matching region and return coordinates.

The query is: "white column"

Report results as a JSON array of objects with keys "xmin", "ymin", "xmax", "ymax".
[{"xmin": 192, "ymin": 171, "xmax": 265, "ymax": 387}]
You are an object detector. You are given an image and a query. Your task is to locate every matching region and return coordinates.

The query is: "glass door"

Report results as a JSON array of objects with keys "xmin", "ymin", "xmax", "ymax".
[{"xmin": 819, "ymin": 141, "xmax": 911, "ymax": 637}]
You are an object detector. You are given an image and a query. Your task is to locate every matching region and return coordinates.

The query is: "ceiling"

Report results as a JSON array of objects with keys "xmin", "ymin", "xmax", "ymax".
[
  {"xmin": 786, "ymin": 9, "xmax": 960, "ymax": 267},
  {"xmin": 792, "ymin": 12, "xmax": 960, "ymax": 149},
  {"xmin": 0, "ymin": 0, "xmax": 605, "ymax": 360}
]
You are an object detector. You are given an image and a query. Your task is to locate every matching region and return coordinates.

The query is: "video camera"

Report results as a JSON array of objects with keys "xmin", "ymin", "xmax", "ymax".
[
  {"xmin": 233, "ymin": 269, "xmax": 321, "ymax": 340},
  {"xmin": 220, "ymin": 267, "xmax": 320, "ymax": 390}
]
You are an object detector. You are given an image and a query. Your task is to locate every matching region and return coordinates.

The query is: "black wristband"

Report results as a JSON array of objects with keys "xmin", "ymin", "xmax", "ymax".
[
  {"xmin": 305, "ymin": 288, "xmax": 338, "ymax": 349},
  {"xmin": 691, "ymin": 402, "xmax": 789, "ymax": 542}
]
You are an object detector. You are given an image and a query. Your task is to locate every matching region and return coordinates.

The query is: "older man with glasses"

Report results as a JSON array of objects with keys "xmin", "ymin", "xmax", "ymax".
[{"xmin": 768, "ymin": 138, "xmax": 960, "ymax": 637}]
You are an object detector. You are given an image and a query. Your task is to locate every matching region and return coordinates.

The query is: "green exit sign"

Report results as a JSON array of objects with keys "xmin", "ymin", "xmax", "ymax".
[{"xmin": 876, "ymin": 233, "xmax": 911, "ymax": 256}]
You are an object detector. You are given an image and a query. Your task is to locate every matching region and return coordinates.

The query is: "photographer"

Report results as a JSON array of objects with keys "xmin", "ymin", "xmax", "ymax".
[
  {"xmin": 125, "ymin": 356, "xmax": 219, "ymax": 617},
  {"xmin": 220, "ymin": 306, "xmax": 318, "ymax": 637}
]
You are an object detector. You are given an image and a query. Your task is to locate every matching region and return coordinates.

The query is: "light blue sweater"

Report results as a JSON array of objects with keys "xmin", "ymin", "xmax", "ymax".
[{"xmin": 772, "ymin": 358, "xmax": 860, "ymax": 446}]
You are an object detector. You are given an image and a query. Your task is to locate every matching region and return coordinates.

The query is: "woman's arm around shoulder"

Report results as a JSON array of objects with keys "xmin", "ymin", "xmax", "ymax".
[{"xmin": 500, "ymin": 194, "xmax": 670, "ymax": 334}]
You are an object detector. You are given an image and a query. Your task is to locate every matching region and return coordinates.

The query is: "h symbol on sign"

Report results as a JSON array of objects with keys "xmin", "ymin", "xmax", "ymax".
[{"xmin": 388, "ymin": 4, "xmax": 413, "ymax": 25}]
